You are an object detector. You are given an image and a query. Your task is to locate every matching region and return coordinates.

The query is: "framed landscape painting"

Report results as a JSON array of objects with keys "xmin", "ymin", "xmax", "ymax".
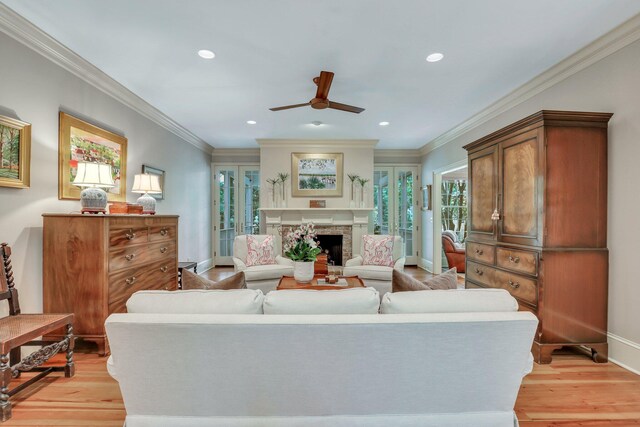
[
  {"xmin": 291, "ymin": 152, "xmax": 343, "ymax": 197},
  {"xmin": 0, "ymin": 115, "xmax": 31, "ymax": 189},
  {"xmin": 58, "ymin": 112, "xmax": 127, "ymax": 201}
]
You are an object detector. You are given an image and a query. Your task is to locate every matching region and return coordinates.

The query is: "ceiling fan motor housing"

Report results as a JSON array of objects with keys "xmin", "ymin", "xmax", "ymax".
[{"xmin": 310, "ymin": 98, "xmax": 329, "ymax": 109}]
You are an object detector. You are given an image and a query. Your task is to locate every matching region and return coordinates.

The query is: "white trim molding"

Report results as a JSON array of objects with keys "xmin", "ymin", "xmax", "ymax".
[
  {"xmin": 197, "ymin": 258, "xmax": 214, "ymax": 274},
  {"xmin": 418, "ymin": 258, "xmax": 433, "ymax": 273},
  {"xmin": 419, "ymin": 12, "xmax": 640, "ymax": 156},
  {"xmin": 0, "ymin": 3, "xmax": 213, "ymax": 154},
  {"xmin": 608, "ymin": 332, "xmax": 640, "ymax": 376}
]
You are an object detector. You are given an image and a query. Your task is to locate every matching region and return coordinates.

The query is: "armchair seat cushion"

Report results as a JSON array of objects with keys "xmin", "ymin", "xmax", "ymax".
[
  {"xmin": 243, "ymin": 264, "xmax": 294, "ymax": 281},
  {"xmin": 343, "ymin": 265, "xmax": 393, "ymax": 281}
]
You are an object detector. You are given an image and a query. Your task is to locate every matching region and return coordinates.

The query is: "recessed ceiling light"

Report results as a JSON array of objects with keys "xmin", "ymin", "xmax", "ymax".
[
  {"xmin": 426, "ymin": 52, "xmax": 444, "ymax": 62},
  {"xmin": 246, "ymin": 120, "xmax": 257, "ymax": 125},
  {"xmin": 379, "ymin": 121, "xmax": 390, "ymax": 126},
  {"xmin": 198, "ymin": 49, "xmax": 215, "ymax": 59},
  {"xmin": 311, "ymin": 121, "xmax": 323, "ymax": 126}
]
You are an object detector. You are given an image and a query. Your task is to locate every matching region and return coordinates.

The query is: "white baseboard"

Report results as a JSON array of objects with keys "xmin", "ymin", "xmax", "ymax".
[
  {"xmin": 418, "ymin": 258, "xmax": 433, "ymax": 273},
  {"xmin": 197, "ymin": 258, "xmax": 213, "ymax": 274},
  {"xmin": 608, "ymin": 332, "xmax": 640, "ymax": 376}
]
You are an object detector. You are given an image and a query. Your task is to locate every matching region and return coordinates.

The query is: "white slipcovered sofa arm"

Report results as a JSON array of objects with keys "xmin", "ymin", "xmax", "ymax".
[
  {"xmin": 394, "ymin": 257, "xmax": 405, "ymax": 271},
  {"xmin": 276, "ymin": 255, "xmax": 294, "ymax": 266},
  {"xmin": 345, "ymin": 256, "xmax": 363, "ymax": 267},
  {"xmin": 233, "ymin": 257, "xmax": 247, "ymax": 272}
]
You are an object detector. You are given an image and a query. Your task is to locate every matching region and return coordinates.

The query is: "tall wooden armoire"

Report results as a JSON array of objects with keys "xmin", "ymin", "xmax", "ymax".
[{"xmin": 464, "ymin": 110, "xmax": 611, "ymax": 364}]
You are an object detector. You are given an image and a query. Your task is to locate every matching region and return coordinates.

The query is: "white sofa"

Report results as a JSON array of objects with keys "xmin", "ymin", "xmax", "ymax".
[
  {"xmin": 343, "ymin": 235, "xmax": 405, "ymax": 296},
  {"xmin": 232, "ymin": 234, "xmax": 293, "ymax": 293},
  {"xmin": 106, "ymin": 288, "xmax": 537, "ymax": 427}
]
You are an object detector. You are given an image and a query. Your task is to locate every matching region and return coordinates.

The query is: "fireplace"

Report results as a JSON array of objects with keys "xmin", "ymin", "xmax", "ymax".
[
  {"xmin": 279, "ymin": 224, "xmax": 353, "ymax": 266},
  {"xmin": 316, "ymin": 235, "xmax": 343, "ymax": 266}
]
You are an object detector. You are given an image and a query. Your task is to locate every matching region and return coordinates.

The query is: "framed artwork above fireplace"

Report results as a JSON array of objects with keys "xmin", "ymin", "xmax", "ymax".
[{"xmin": 291, "ymin": 152, "xmax": 343, "ymax": 197}]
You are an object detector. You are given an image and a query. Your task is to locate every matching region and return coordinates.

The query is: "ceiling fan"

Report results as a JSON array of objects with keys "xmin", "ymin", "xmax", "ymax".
[{"xmin": 270, "ymin": 71, "xmax": 365, "ymax": 114}]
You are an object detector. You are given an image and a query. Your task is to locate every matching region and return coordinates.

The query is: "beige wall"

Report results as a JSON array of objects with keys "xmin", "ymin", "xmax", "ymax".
[
  {"xmin": 0, "ymin": 32, "xmax": 212, "ymax": 317},
  {"xmin": 421, "ymin": 38, "xmax": 640, "ymax": 370},
  {"xmin": 258, "ymin": 140, "xmax": 376, "ymax": 209}
]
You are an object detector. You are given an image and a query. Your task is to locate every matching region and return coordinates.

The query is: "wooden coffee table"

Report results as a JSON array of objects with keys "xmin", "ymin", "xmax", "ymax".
[{"xmin": 277, "ymin": 275, "xmax": 365, "ymax": 290}]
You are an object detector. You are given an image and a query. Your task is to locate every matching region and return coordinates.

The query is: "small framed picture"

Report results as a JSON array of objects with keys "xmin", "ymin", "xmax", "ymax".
[
  {"xmin": 142, "ymin": 164, "xmax": 165, "ymax": 200},
  {"xmin": 0, "ymin": 115, "xmax": 31, "ymax": 189},
  {"xmin": 421, "ymin": 184, "xmax": 432, "ymax": 211},
  {"xmin": 309, "ymin": 200, "xmax": 326, "ymax": 208}
]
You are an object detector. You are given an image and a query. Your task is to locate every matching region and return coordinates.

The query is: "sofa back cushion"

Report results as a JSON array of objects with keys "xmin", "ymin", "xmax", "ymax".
[
  {"xmin": 380, "ymin": 288, "xmax": 518, "ymax": 314},
  {"xmin": 182, "ymin": 271, "xmax": 246, "ymax": 290},
  {"xmin": 392, "ymin": 268, "xmax": 458, "ymax": 292},
  {"xmin": 263, "ymin": 288, "xmax": 380, "ymax": 314},
  {"xmin": 126, "ymin": 289, "xmax": 265, "ymax": 314}
]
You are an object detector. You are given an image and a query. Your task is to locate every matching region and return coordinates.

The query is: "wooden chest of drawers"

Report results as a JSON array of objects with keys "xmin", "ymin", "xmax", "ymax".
[{"xmin": 43, "ymin": 214, "xmax": 179, "ymax": 355}]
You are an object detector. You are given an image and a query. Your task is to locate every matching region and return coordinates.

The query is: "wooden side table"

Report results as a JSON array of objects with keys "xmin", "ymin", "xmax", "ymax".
[{"xmin": 177, "ymin": 262, "xmax": 197, "ymax": 289}]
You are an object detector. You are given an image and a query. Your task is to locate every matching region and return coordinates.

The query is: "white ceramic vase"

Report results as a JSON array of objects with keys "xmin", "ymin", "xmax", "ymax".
[{"xmin": 293, "ymin": 261, "xmax": 314, "ymax": 283}]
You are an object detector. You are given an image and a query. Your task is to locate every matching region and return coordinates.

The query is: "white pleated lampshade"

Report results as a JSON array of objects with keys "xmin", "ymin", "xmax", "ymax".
[
  {"xmin": 132, "ymin": 173, "xmax": 162, "ymax": 194},
  {"xmin": 73, "ymin": 162, "xmax": 115, "ymax": 188}
]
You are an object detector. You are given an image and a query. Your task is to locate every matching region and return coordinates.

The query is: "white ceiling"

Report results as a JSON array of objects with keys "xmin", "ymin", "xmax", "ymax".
[{"xmin": 3, "ymin": 1, "xmax": 640, "ymax": 149}]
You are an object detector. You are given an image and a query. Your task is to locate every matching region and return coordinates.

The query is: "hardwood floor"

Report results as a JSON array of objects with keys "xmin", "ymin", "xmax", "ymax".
[{"xmin": 3, "ymin": 266, "xmax": 639, "ymax": 426}]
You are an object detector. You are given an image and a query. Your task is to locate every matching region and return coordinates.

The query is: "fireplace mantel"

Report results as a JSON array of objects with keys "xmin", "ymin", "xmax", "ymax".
[{"xmin": 260, "ymin": 208, "xmax": 373, "ymax": 260}]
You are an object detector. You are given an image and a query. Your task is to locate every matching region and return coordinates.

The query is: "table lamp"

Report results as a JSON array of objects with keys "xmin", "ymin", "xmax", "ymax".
[
  {"xmin": 132, "ymin": 173, "xmax": 162, "ymax": 214},
  {"xmin": 72, "ymin": 162, "xmax": 115, "ymax": 214}
]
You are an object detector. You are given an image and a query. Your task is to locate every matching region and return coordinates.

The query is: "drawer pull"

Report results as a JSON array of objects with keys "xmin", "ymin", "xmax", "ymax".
[
  {"xmin": 160, "ymin": 266, "xmax": 169, "ymax": 273},
  {"xmin": 475, "ymin": 248, "xmax": 483, "ymax": 255},
  {"xmin": 160, "ymin": 228, "xmax": 168, "ymax": 236},
  {"xmin": 125, "ymin": 229, "xmax": 136, "ymax": 240},
  {"xmin": 509, "ymin": 255, "xmax": 521, "ymax": 264},
  {"xmin": 160, "ymin": 247, "xmax": 168, "ymax": 254},
  {"xmin": 508, "ymin": 279, "xmax": 520, "ymax": 289},
  {"xmin": 125, "ymin": 276, "xmax": 137, "ymax": 285},
  {"xmin": 125, "ymin": 253, "xmax": 136, "ymax": 261},
  {"xmin": 474, "ymin": 267, "xmax": 483, "ymax": 276}
]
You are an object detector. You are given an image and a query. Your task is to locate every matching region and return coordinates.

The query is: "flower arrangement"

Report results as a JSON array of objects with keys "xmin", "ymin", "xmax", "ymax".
[
  {"xmin": 267, "ymin": 177, "xmax": 279, "ymax": 206},
  {"xmin": 284, "ymin": 223, "xmax": 322, "ymax": 262},
  {"xmin": 357, "ymin": 177, "xmax": 370, "ymax": 206}
]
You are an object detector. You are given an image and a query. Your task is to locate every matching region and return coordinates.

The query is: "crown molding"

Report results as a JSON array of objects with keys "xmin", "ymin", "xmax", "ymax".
[
  {"xmin": 419, "ymin": 12, "xmax": 640, "ymax": 156},
  {"xmin": 256, "ymin": 139, "xmax": 379, "ymax": 148},
  {"xmin": 374, "ymin": 149, "xmax": 422, "ymax": 161},
  {"xmin": 212, "ymin": 148, "xmax": 260, "ymax": 157},
  {"xmin": 0, "ymin": 3, "xmax": 213, "ymax": 154}
]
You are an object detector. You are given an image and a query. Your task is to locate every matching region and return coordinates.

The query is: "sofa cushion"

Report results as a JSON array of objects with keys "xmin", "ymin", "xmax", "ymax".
[
  {"xmin": 126, "ymin": 289, "xmax": 265, "ymax": 314},
  {"xmin": 380, "ymin": 288, "xmax": 519, "ymax": 314},
  {"xmin": 342, "ymin": 265, "xmax": 392, "ymax": 280},
  {"xmin": 246, "ymin": 235, "xmax": 276, "ymax": 267},
  {"xmin": 244, "ymin": 264, "xmax": 293, "ymax": 281},
  {"xmin": 263, "ymin": 288, "xmax": 380, "ymax": 314},
  {"xmin": 182, "ymin": 270, "xmax": 246, "ymax": 290},
  {"xmin": 362, "ymin": 235, "xmax": 395, "ymax": 266},
  {"xmin": 392, "ymin": 268, "xmax": 458, "ymax": 292}
]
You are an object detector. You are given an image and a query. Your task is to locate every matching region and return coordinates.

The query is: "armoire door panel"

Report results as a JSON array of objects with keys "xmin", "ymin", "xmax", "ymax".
[
  {"xmin": 500, "ymin": 131, "xmax": 541, "ymax": 245},
  {"xmin": 468, "ymin": 145, "xmax": 498, "ymax": 240}
]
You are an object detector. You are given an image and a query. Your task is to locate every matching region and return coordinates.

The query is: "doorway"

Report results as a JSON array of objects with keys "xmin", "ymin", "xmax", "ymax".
[
  {"xmin": 213, "ymin": 164, "xmax": 260, "ymax": 265},
  {"xmin": 373, "ymin": 166, "xmax": 419, "ymax": 265},
  {"xmin": 432, "ymin": 160, "xmax": 468, "ymax": 274}
]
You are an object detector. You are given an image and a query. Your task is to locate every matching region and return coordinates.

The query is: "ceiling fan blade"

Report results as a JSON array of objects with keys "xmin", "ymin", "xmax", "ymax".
[
  {"xmin": 315, "ymin": 71, "xmax": 334, "ymax": 99},
  {"xmin": 269, "ymin": 102, "xmax": 310, "ymax": 111},
  {"xmin": 327, "ymin": 101, "xmax": 365, "ymax": 114}
]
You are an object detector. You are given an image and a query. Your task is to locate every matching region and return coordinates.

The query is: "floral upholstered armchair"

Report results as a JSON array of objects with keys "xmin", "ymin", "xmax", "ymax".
[{"xmin": 342, "ymin": 235, "xmax": 405, "ymax": 297}]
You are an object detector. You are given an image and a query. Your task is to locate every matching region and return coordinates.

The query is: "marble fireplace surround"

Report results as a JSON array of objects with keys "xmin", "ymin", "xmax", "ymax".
[{"xmin": 260, "ymin": 208, "xmax": 373, "ymax": 266}]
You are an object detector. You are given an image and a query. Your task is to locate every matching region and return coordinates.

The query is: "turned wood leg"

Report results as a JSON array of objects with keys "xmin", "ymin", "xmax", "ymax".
[
  {"xmin": 590, "ymin": 343, "xmax": 608, "ymax": 363},
  {"xmin": 0, "ymin": 354, "xmax": 11, "ymax": 422},
  {"xmin": 65, "ymin": 324, "xmax": 75, "ymax": 378},
  {"xmin": 9, "ymin": 348, "xmax": 20, "ymax": 379}
]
